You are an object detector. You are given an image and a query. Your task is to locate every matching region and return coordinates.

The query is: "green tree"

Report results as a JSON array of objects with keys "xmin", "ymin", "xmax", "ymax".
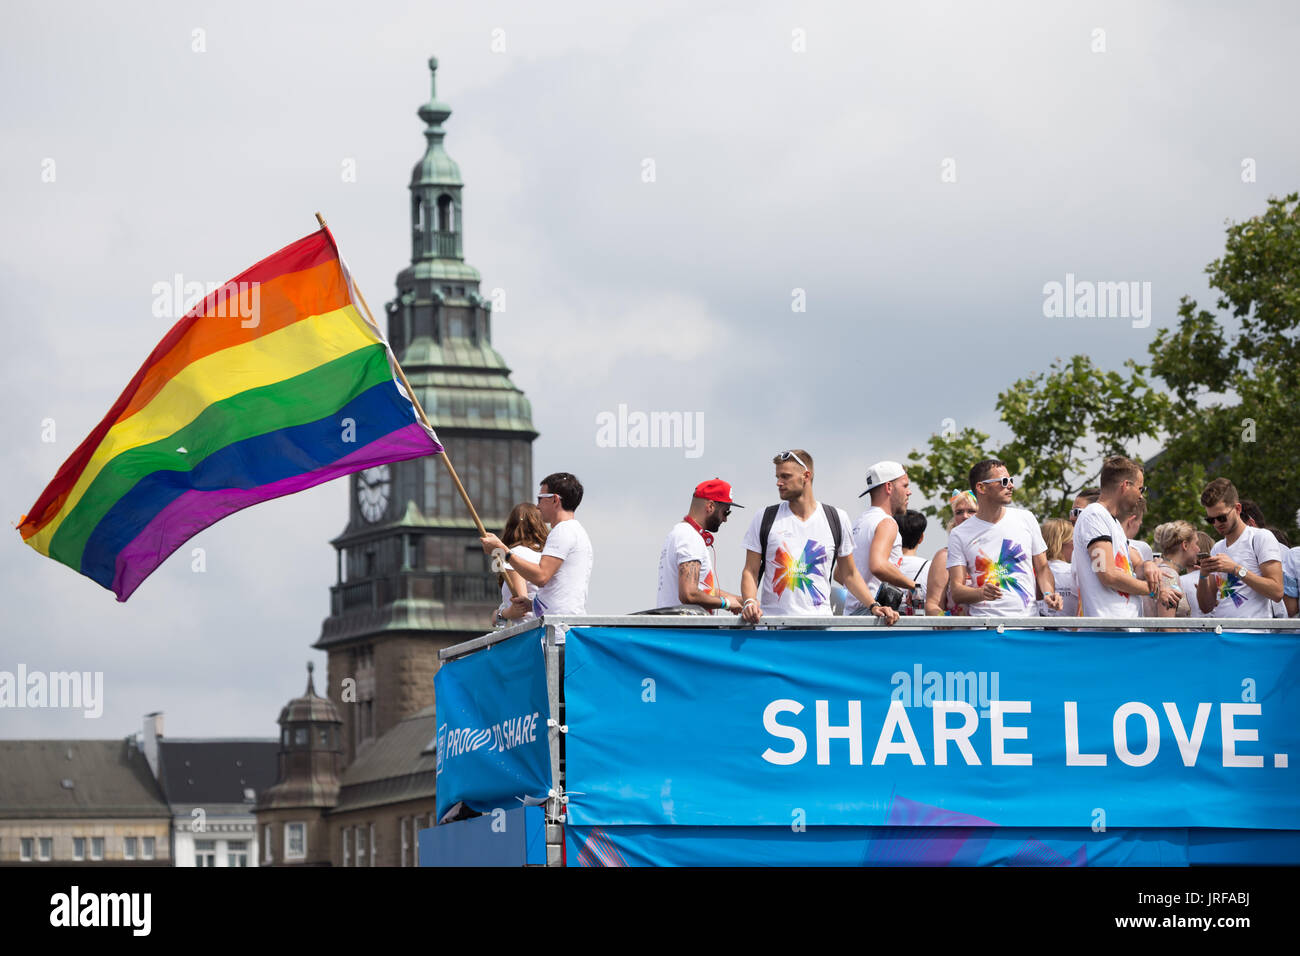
[
  {"xmin": 1147, "ymin": 192, "xmax": 1300, "ymax": 539},
  {"xmin": 906, "ymin": 357, "xmax": 1168, "ymax": 523},
  {"xmin": 909, "ymin": 192, "xmax": 1300, "ymax": 541}
]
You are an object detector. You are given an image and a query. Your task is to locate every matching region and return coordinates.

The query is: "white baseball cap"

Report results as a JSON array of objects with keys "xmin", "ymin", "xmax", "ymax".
[{"xmin": 859, "ymin": 460, "xmax": 906, "ymax": 497}]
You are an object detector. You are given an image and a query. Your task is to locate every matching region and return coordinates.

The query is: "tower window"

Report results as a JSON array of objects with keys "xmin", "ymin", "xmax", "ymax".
[
  {"xmin": 437, "ymin": 194, "xmax": 454, "ymax": 231},
  {"xmin": 285, "ymin": 823, "xmax": 306, "ymax": 860}
]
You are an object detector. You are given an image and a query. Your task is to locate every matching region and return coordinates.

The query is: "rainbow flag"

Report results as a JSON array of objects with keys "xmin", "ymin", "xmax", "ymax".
[{"xmin": 17, "ymin": 227, "xmax": 442, "ymax": 601}]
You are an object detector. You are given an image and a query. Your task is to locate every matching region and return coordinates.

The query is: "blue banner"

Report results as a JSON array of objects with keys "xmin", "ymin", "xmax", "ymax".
[
  {"xmin": 421, "ymin": 806, "xmax": 546, "ymax": 867},
  {"xmin": 566, "ymin": 825, "xmax": 1300, "ymax": 867},
  {"xmin": 564, "ymin": 627, "xmax": 1300, "ymax": 830},
  {"xmin": 434, "ymin": 627, "xmax": 551, "ymax": 822},
  {"xmin": 566, "ymin": 824, "xmax": 1192, "ymax": 867}
]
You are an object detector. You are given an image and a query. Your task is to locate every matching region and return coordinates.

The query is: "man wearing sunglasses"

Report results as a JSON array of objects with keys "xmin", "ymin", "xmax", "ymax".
[
  {"xmin": 655, "ymin": 478, "xmax": 745, "ymax": 614},
  {"xmin": 947, "ymin": 459, "xmax": 1061, "ymax": 616},
  {"xmin": 739, "ymin": 450, "xmax": 898, "ymax": 625},
  {"xmin": 1072, "ymin": 456, "xmax": 1171, "ymax": 618},
  {"xmin": 480, "ymin": 472, "xmax": 593, "ymax": 617},
  {"xmin": 843, "ymin": 460, "xmax": 920, "ymax": 615},
  {"xmin": 1195, "ymin": 478, "xmax": 1283, "ymax": 618}
]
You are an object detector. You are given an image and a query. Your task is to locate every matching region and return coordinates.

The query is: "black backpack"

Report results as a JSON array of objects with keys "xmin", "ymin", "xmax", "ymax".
[{"xmin": 756, "ymin": 503, "xmax": 844, "ymax": 586}]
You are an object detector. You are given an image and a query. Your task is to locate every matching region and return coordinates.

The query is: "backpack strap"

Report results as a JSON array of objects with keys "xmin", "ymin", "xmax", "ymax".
[
  {"xmin": 823, "ymin": 503, "xmax": 843, "ymax": 582},
  {"xmin": 756, "ymin": 504, "xmax": 780, "ymax": 586}
]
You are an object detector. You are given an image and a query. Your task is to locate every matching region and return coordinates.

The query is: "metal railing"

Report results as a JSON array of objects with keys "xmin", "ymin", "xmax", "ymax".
[{"xmin": 439, "ymin": 613, "xmax": 1300, "ymax": 662}]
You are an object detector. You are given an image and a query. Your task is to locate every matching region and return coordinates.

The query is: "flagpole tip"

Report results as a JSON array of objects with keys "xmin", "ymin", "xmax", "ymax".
[{"xmin": 314, "ymin": 212, "xmax": 327, "ymax": 228}]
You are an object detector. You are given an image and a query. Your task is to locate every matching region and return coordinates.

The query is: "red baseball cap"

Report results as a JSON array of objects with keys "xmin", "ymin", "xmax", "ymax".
[{"xmin": 693, "ymin": 478, "xmax": 744, "ymax": 508}]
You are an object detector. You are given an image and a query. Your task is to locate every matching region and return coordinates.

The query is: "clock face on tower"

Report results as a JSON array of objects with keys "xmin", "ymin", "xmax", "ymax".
[{"xmin": 356, "ymin": 465, "xmax": 391, "ymax": 523}]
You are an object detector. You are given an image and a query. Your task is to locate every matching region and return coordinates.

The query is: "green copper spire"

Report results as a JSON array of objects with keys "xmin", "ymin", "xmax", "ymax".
[
  {"xmin": 413, "ymin": 56, "xmax": 462, "ymax": 190},
  {"xmin": 408, "ymin": 56, "xmax": 468, "ymax": 268}
]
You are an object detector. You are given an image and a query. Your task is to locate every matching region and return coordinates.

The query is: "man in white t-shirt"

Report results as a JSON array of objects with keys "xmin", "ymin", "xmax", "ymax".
[
  {"xmin": 1195, "ymin": 478, "xmax": 1283, "ymax": 619},
  {"xmin": 844, "ymin": 460, "xmax": 921, "ymax": 614},
  {"xmin": 739, "ymin": 449, "xmax": 898, "ymax": 625},
  {"xmin": 481, "ymin": 471, "xmax": 593, "ymax": 616},
  {"xmin": 655, "ymin": 478, "xmax": 745, "ymax": 613},
  {"xmin": 947, "ymin": 459, "xmax": 1060, "ymax": 617},
  {"xmin": 1282, "ymin": 545, "xmax": 1300, "ymax": 618},
  {"xmin": 1072, "ymin": 456, "xmax": 1173, "ymax": 619}
]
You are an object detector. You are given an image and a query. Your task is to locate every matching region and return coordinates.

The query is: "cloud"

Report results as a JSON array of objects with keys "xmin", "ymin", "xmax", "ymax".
[{"xmin": 3, "ymin": 0, "xmax": 1299, "ymax": 738}]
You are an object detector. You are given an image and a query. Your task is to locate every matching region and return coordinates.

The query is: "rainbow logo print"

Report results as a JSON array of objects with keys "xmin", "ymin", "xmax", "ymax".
[
  {"xmin": 974, "ymin": 538, "xmax": 1031, "ymax": 606},
  {"xmin": 1218, "ymin": 572, "xmax": 1247, "ymax": 608},
  {"xmin": 772, "ymin": 540, "xmax": 828, "ymax": 605},
  {"xmin": 1114, "ymin": 549, "xmax": 1133, "ymax": 599}
]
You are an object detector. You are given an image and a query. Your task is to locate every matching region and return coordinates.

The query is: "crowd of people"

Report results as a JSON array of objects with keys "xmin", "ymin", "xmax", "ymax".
[{"xmin": 480, "ymin": 454, "xmax": 1300, "ymax": 627}]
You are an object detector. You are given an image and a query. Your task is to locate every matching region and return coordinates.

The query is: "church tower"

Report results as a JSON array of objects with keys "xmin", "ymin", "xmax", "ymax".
[{"xmin": 316, "ymin": 57, "xmax": 538, "ymax": 766}]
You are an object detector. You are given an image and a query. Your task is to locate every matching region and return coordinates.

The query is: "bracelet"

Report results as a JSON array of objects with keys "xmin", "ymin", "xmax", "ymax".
[{"xmin": 742, "ymin": 598, "xmax": 757, "ymax": 609}]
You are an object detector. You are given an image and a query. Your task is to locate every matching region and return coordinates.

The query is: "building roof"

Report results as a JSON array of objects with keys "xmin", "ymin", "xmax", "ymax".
[
  {"xmin": 156, "ymin": 739, "xmax": 279, "ymax": 807},
  {"xmin": 0, "ymin": 739, "xmax": 169, "ymax": 819},
  {"xmin": 278, "ymin": 662, "xmax": 342, "ymax": 725},
  {"xmin": 330, "ymin": 706, "xmax": 438, "ymax": 815}
]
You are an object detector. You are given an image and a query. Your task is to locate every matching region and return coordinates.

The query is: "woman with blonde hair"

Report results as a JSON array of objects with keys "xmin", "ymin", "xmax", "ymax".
[
  {"xmin": 491, "ymin": 503, "xmax": 549, "ymax": 627},
  {"xmin": 924, "ymin": 490, "xmax": 978, "ymax": 616},
  {"xmin": 1151, "ymin": 520, "xmax": 1199, "ymax": 618},
  {"xmin": 1039, "ymin": 518, "xmax": 1078, "ymax": 616}
]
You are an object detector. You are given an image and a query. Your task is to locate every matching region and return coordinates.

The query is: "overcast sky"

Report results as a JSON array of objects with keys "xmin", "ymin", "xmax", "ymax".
[{"xmin": 4, "ymin": 0, "xmax": 1298, "ymax": 739}]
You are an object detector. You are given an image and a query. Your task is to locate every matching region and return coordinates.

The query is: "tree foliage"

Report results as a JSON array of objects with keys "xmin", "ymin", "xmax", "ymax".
[{"xmin": 908, "ymin": 192, "xmax": 1300, "ymax": 540}]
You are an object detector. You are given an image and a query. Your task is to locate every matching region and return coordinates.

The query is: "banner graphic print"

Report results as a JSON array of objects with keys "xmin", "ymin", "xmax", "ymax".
[{"xmin": 434, "ymin": 627, "xmax": 551, "ymax": 822}]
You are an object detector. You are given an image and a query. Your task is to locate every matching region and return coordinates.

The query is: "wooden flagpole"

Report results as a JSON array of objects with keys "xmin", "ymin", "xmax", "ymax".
[{"xmin": 314, "ymin": 212, "xmax": 523, "ymax": 600}]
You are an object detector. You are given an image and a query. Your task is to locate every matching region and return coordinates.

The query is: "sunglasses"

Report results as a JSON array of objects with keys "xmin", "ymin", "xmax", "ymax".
[
  {"xmin": 537, "ymin": 492, "xmax": 558, "ymax": 503},
  {"xmin": 777, "ymin": 450, "xmax": 809, "ymax": 472},
  {"xmin": 978, "ymin": 476, "xmax": 1015, "ymax": 488},
  {"xmin": 1069, "ymin": 507, "xmax": 1083, "ymax": 518},
  {"xmin": 1207, "ymin": 511, "xmax": 1232, "ymax": 525}
]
